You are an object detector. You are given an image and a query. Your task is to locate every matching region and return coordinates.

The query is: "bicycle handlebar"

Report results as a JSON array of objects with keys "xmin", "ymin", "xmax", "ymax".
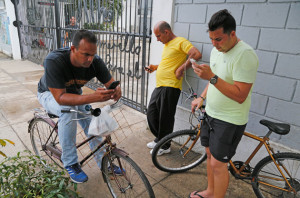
[
  {"xmin": 60, "ymin": 100, "xmax": 122, "ymax": 117},
  {"xmin": 61, "ymin": 105, "xmax": 101, "ymax": 117}
]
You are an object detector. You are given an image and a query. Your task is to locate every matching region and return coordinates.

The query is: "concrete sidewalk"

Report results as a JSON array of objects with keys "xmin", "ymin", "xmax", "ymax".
[{"xmin": 0, "ymin": 53, "xmax": 254, "ymax": 198}]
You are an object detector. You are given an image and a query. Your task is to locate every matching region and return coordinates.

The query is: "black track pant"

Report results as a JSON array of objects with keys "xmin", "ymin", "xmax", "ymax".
[{"xmin": 147, "ymin": 87, "xmax": 181, "ymax": 148}]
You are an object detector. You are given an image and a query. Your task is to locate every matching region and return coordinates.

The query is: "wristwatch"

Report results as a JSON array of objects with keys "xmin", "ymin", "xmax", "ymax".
[{"xmin": 210, "ymin": 75, "xmax": 218, "ymax": 85}]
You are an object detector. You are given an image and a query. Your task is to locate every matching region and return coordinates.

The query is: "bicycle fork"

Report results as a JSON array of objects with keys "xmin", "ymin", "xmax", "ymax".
[
  {"xmin": 102, "ymin": 147, "xmax": 132, "ymax": 193},
  {"xmin": 179, "ymin": 126, "xmax": 201, "ymax": 158}
]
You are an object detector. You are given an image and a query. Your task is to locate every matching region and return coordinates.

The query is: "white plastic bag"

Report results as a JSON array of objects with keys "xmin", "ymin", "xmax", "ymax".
[{"xmin": 88, "ymin": 105, "xmax": 118, "ymax": 136}]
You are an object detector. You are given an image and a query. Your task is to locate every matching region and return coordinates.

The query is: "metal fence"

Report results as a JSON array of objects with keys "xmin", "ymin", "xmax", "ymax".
[{"xmin": 12, "ymin": 0, "xmax": 152, "ymax": 113}]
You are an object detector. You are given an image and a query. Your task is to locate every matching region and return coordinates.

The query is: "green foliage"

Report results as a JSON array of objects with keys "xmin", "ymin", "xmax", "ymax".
[
  {"xmin": 0, "ymin": 139, "xmax": 15, "ymax": 157},
  {"xmin": 0, "ymin": 151, "xmax": 81, "ymax": 198}
]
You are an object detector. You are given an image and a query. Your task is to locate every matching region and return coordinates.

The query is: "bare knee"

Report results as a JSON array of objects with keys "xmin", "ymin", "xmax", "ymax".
[{"xmin": 210, "ymin": 156, "xmax": 227, "ymax": 175}]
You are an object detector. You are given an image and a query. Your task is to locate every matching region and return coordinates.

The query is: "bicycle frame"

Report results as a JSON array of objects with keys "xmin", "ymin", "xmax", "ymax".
[
  {"xmin": 29, "ymin": 110, "xmax": 129, "ymax": 168},
  {"xmin": 229, "ymin": 131, "xmax": 296, "ymax": 193},
  {"xmin": 180, "ymin": 109, "xmax": 297, "ymax": 194},
  {"xmin": 29, "ymin": 104, "xmax": 155, "ymax": 197}
]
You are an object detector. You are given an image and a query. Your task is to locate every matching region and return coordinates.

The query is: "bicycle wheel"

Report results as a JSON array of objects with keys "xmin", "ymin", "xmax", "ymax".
[
  {"xmin": 152, "ymin": 129, "xmax": 207, "ymax": 173},
  {"xmin": 30, "ymin": 118, "xmax": 63, "ymax": 169},
  {"xmin": 102, "ymin": 152, "xmax": 155, "ymax": 198},
  {"xmin": 252, "ymin": 152, "xmax": 300, "ymax": 198}
]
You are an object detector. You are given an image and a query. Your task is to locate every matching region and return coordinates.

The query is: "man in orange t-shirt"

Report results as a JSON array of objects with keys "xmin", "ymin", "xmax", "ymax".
[{"xmin": 145, "ymin": 21, "xmax": 202, "ymax": 155}]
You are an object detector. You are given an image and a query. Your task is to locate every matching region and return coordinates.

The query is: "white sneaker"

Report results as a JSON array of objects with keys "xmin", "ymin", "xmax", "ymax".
[
  {"xmin": 147, "ymin": 141, "xmax": 156, "ymax": 149},
  {"xmin": 150, "ymin": 148, "xmax": 171, "ymax": 156}
]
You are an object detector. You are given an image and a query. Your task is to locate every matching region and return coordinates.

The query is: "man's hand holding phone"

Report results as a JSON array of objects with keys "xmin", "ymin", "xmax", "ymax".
[
  {"xmin": 107, "ymin": 81, "xmax": 121, "ymax": 101},
  {"xmin": 145, "ymin": 64, "xmax": 158, "ymax": 73},
  {"xmin": 108, "ymin": 80, "xmax": 120, "ymax": 89},
  {"xmin": 192, "ymin": 63, "xmax": 214, "ymax": 80}
]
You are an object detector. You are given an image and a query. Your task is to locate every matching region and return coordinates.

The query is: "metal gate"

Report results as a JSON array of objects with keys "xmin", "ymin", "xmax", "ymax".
[{"xmin": 12, "ymin": 0, "xmax": 152, "ymax": 113}]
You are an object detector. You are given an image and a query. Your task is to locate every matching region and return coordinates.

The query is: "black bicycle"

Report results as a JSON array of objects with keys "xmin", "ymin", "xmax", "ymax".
[
  {"xmin": 151, "ymin": 105, "xmax": 207, "ymax": 173},
  {"xmin": 28, "ymin": 101, "xmax": 155, "ymax": 198}
]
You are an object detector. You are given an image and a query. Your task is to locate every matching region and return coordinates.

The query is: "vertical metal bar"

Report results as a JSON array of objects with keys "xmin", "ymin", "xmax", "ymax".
[
  {"xmin": 124, "ymin": 0, "xmax": 128, "ymax": 100},
  {"xmin": 11, "ymin": 0, "xmax": 24, "ymax": 58},
  {"xmin": 83, "ymin": 0, "xmax": 89, "ymax": 22},
  {"xmin": 133, "ymin": 0, "xmax": 138, "ymax": 108},
  {"xmin": 145, "ymin": 0, "xmax": 153, "ymax": 108},
  {"xmin": 140, "ymin": 0, "xmax": 149, "ymax": 113},
  {"xmin": 128, "ymin": 0, "xmax": 132, "ymax": 105},
  {"xmin": 120, "ymin": 0, "xmax": 124, "ymax": 96},
  {"xmin": 54, "ymin": 0, "xmax": 61, "ymax": 48}
]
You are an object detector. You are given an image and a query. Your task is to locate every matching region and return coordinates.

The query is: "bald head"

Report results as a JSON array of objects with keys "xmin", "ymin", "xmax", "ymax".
[
  {"xmin": 153, "ymin": 21, "xmax": 176, "ymax": 44},
  {"xmin": 154, "ymin": 21, "xmax": 172, "ymax": 33}
]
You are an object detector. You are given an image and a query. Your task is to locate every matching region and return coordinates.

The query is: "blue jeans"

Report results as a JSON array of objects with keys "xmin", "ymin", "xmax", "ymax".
[{"xmin": 37, "ymin": 91, "xmax": 104, "ymax": 168}]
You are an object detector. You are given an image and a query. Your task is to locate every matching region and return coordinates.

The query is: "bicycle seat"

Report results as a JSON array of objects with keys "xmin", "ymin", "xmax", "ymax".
[
  {"xmin": 259, "ymin": 119, "xmax": 290, "ymax": 135},
  {"xmin": 48, "ymin": 113, "xmax": 59, "ymax": 118}
]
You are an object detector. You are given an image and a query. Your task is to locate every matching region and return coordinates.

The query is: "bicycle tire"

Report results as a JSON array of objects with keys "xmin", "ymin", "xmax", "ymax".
[
  {"xmin": 102, "ymin": 152, "xmax": 155, "ymax": 198},
  {"xmin": 29, "ymin": 118, "xmax": 63, "ymax": 169},
  {"xmin": 252, "ymin": 152, "xmax": 300, "ymax": 198},
  {"xmin": 152, "ymin": 129, "xmax": 207, "ymax": 173}
]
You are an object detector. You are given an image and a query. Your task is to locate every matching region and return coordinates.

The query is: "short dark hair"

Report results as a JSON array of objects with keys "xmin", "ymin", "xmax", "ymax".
[
  {"xmin": 72, "ymin": 30, "xmax": 97, "ymax": 48},
  {"xmin": 208, "ymin": 9, "xmax": 236, "ymax": 34},
  {"xmin": 158, "ymin": 21, "xmax": 172, "ymax": 33}
]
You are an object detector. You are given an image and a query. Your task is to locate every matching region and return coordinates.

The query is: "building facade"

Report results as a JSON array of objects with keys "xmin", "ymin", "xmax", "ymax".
[{"xmin": 149, "ymin": 0, "xmax": 300, "ymax": 162}]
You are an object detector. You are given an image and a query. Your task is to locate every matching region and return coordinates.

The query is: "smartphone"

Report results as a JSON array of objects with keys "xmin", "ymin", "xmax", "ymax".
[
  {"xmin": 190, "ymin": 58, "xmax": 196, "ymax": 69},
  {"xmin": 108, "ymin": 81, "xmax": 120, "ymax": 89},
  {"xmin": 145, "ymin": 67, "xmax": 153, "ymax": 72}
]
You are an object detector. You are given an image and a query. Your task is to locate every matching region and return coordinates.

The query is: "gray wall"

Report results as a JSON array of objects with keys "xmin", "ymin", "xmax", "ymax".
[{"xmin": 173, "ymin": 0, "xmax": 300, "ymax": 151}]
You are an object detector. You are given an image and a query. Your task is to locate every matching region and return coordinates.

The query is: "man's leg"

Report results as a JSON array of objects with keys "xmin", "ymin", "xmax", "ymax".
[
  {"xmin": 37, "ymin": 91, "xmax": 78, "ymax": 167},
  {"xmin": 147, "ymin": 88, "xmax": 160, "ymax": 141},
  {"xmin": 77, "ymin": 105, "xmax": 104, "ymax": 169},
  {"xmin": 211, "ymin": 154, "xmax": 229, "ymax": 198},
  {"xmin": 157, "ymin": 87, "xmax": 180, "ymax": 148},
  {"xmin": 190, "ymin": 147, "xmax": 214, "ymax": 198}
]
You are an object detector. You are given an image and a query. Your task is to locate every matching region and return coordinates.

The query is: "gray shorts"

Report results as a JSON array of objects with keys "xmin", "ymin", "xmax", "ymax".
[{"xmin": 200, "ymin": 114, "xmax": 246, "ymax": 163}]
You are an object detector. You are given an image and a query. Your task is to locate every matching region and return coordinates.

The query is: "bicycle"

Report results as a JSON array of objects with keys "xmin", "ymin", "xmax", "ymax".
[
  {"xmin": 28, "ymin": 101, "xmax": 155, "ymax": 198},
  {"xmin": 152, "ymin": 100, "xmax": 300, "ymax": 197}
]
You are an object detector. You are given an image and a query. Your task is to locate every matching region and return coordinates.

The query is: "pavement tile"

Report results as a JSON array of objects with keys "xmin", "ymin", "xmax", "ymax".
[
  {"xmin": 0, "ymin": 111, "xmax": 9, "ymax": 128},
  {"xmin": 0, "ymin": 96, "xmax": 41, "ymax": 125},
  {"xmin": 77, "ymin": 165, "xmax": 112, "ymax": 198},
  {"xmin": 0, "ymin": 125, "xmax": 26, "ymax": 160},
  {"xmin": 23, "ymin": 81, "xmax": 40, "ymax": 95},
  {"xmin": 159, "ymin": 166, "xmax": 207, "ymax": 197},
  {"xmin": 0, "ymin": 83, "xmax": 36, "ymax": 101},
  {"xmin": 0, "ymin": 60, "xmax": 44, "ymax": 73},
  {"xmin": 0, "ymin": 72, "xmax": 18, "ymax": 86},
  {"xmin": 11, "ymin": 70, "xmax": 44, "ymax": 83},
  {"xmin": 10, "ymin": 122, "xmax": 34, "ymax": 152},
  {"xmin": 151, "ymin": 183, "xmax": 181, "ymax": 198}
]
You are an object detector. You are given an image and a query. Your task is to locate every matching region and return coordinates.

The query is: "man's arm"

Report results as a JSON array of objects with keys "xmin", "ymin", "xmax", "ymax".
[
  {"xmin": 175, "ymin": 47, "xmax": 202, "ymax": 79},
  {"xmin": 193, "ymin": 64, "xmax": 252, "ymax": 104},
  {"xmin": 49, "ymin": 78, "xmax": 121, "ymax": 106},
  {"xmin": 191, "ymin": 83, "xmax": 208, "ymax": 112}
]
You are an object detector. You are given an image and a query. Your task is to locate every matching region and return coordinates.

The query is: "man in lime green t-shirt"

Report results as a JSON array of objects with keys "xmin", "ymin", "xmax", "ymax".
[
  {"xmin": 145, "ymin": 21, "xmax": 202, "ymax": 155},
  {"xmin": 189, "ymin": 10, "xmax": 259, "ymax": 198}
]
